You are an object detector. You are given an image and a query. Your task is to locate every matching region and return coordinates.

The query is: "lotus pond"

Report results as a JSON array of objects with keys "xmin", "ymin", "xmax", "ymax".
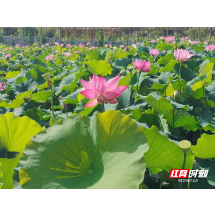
[{"xmin": 0, "ymin": 38, "xmax": 215, "ymax": 189}]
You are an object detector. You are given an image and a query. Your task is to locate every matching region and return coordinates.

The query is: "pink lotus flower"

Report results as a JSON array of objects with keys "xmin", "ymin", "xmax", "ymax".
[
  {"xmin": 15, "ymin": 44, "xmax": 19, "ymax": 48},
  {"xmin": 19, "ymin": 53, "xmax": 23, "ymax": 56},
  {"xmin": 132, "ymin": 44, "xmax": 137, "ymax": 48},
  {"xmin": 45, "ymin": 54, "xmax": 54, "ymax": 61},
  {"xmin": 41, "ymin": 45, "xmax": 45, "ymax": 48},
  {"xmin": 55, "ymin": 42, "xmax": 59, "ymax": 46},
  {"xmin": 149, "ymin": 49, "xmax": 159, "ymax": 57},
  {"xmin": 79, "ymin": 44, "xmax": 84, "ymax": 48},
  {"xmin": 35, "ymin": 46, "xmax": 38, "ymax": 49},
  {"xmin": 151, "ymin": 39, "xmax": 155, "ymax": 42},
  {"xmin": 105, "ymin": 44, "xmax": 111, "ymax": 48},
  {"xmin": 141, "ymin": 43, "xmax": 145, "ymax": 47},
  {"xmin": 9, "ymin": 47, "xmax": 13, "ymax": 50},
  {"xmin": 133, "ymin": 59, "xmax": 152, "ymax": 73},
  {"xmin": 0, "ymin": 82, "xmax": 4, "ymax": 91},
  {"xmin": 190, "ymin": 41, "xmax": 198, "ymax": 45},
  {"xmin": 61, "ymin": 44, "xmax": 64, "ymax": 47},
  {"xmin": 87, "ymin": 42, "xmax": 91, "ymax": 46},
  {"xmin": 181, "ymin": 37, "xmax": 189, "ymax": 41},
  {"xmin": 204, "ymin": 42, "xmax": 209, "ymax": 45},
  {"xmin": 205, "ymin": 45, "xmax": 215, "ymax": 51},
  {"xmin": 120, "ymin": 45, "xmax": 124, "ymax": 48},
  {"xmin": 67, "ymin": 44, "xmax": 72, "ymax": 48},
  {"xmin": 63, "ymin": 52, "xmax": 71, "ymax": 57},
  {"xmin": 80, "ymin": 74, "xmax": 127, "ymax": 107},
  {"xmin": 89, "ymin": 47, "xmax": 96, "ymax": 50},
  {"xmin": 159, "ymin": 36, "xmax": 164, "ymax": 39},
  {"xmin": 174, "ymin": 48, "xmax": 193, "ymax": 62},
  {"xmin": 165, "ymin": 36, "xmax": 175, "ymax": 43},
  {"xmin": 6, "ymin": 54, "xmax": 11, "ymax": 58},
  {"xmin": 73, "ymin": 51, "xmax": 80, "ymax": 54},
  {"xmin": 45, "ymin": 43, "xmax": 49, "ymax": 46}
]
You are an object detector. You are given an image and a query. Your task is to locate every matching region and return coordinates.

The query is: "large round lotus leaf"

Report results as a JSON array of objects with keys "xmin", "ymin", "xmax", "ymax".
[
  {"xmin": 0, "ymin": 154, "xmax": 21, "ymax": 189},
  {"xmin": 0, "ymin": 112, "xmax": 42, "ymax": 153},
  {"xmin": 191, "ymin": 133, "xmax": 215, "ymax": 159},
  {"xmin": 19, "ymin": 110, "xmax": 149, "ymax": 189}
]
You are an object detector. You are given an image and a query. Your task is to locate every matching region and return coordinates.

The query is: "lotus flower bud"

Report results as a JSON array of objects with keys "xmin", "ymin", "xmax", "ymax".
[
  {"xmin": 58, "ymin": 96, "xmax": 62, "ymax": 101},
  {"xmin": 179, "ymin": 140, "xmax": 191, "ymax": 154},
  {"xmin": 47, "ymin": 80, "xmax": 53, "ymax": 88},
  {"xmin": 173, "ymin": 90, "xmax": 179, "ymax": 99},
  {"xmin": 62, "ymin": 102, "xmax": 67, "ymax": 110},
  {"xmin": 125, "ymin": 46, "xmax": 129, "ymax": 52},
  {"xmin": 42, "ymin": 72, "xmax": 50, "ymax": 81}
]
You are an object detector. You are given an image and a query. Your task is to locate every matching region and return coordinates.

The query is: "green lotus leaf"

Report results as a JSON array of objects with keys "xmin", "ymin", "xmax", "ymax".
[
  {"xmin": 55, "ymin": 72, "xmax": 81, "ymax": 95},
  {"xmin": 85, "ymin": 49, "xmax": 100, "ymax": 60},
  {"xmin": 158, "ymin": 54, "xmax": 175, "ymax": 66},
  {"xmin": 0, "ymin": 112, "xmax": 42, "ymax": 152},
  {"xmin": 15, "ymin": 89, "xmax": 33, "ymax": 99},
  {"xmin": 163, "ymin": 110, "xmax": 199, "ymax": 131},
  {"xmin": 199, "ymin": 62, "xmax": 214, "ymax": 75},
  {"xmin": 0, "ymin": 162, "xmax": 2, "ymax": 188},
  {"xmin": 19, "ymin": 110, "xmax": 149, "ymax": 189},
  {"xmin": 115, "ymin": 59, "xmax": 132, "ymax": 69},
  {"xmin": 86, "ymin": 60, "xmax": 112, "ymax": 76},
  {"xmin": 198, "ymin": 117, "xmax": 215, "ymax": 133},
  {"xmin": 208, "ymin": 164, "xmax": 215, "ymax": 186},
  {"xmin": 139, "ymin": 92, "xmax": 190, "ymax": 113},
  {"xmin": 191, "ymin": 134, "xmax": 215, "ymax": 159},
  {"xmin": 60, "ymin": 89, "xmax": 81, "ymax": 105},
  {"xmin": 11, "ymin": 79, "xmax": 37, "ymax": 95},
  {"xmin": 0, "ymin": 154, "xmax": 21, "ymax": 189},
  {"xmin": 111, "ymin": 48, "xmax": 128, "ymax": 60},
  {"xmin": 0, "ymin": 97, "xmax": 25, "ymax": 109},
  {"xmin": 6, "ymin": 71, "xmax": 21, "ymax": 79},
  {"xmin": 141, "ymin": 126, "xmax": 195, "ymax": 174},
  {"xmin": 160, "ymin": 60, "xmax": 178, "ymax": 72},
  {"xmin": 118, "ymin": 72, "xmax": 131, "ymax": 87},
  {"xmin": 24, "ymin": 107, "xmax": 51, "ymax": 121},
  {"xmin": 31, "ymin": 90, "xmax": 51, "ymax": 103}
]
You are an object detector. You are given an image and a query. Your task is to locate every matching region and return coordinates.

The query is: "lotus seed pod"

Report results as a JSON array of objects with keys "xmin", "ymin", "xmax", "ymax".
[
  {"xmin": 179, "ymin": 140, "xmax": 191, "ymax": 154},
  {"xmin": 47, "ymin": 80, "xmax": 53, "ymax": 88},
  {"xmin": 42, "ymin": 72, "xmax": 50, "ymax": 81}
]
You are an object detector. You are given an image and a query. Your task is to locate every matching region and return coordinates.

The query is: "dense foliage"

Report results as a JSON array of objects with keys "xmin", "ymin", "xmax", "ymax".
[{"xmin": 0, "ymin": 38, "xmax": 215, "ymax": 189}]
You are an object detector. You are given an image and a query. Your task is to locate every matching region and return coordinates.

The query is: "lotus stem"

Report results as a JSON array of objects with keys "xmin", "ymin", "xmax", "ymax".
[
  {"xmin": 187, "ymin": 178, "xmax": 190, "ymax": 189},
  {"xmin": 178, "ymin": 62, "xmax": 182, "ymax": 93},
  {"xmin": 173, "ymin": 109, "xmax": 175, "ymax": 137},
  {"xmin": 160, "ymin": 171, "xmax": 163, "ymax": 189},
  {"xmin": 5, "ymin": 149, "xmax": 7, "ymax": 158},
  {"xmin": 102, "ymin": 102, "xmax": 105, "ymax": 113},
  {"xmin": 179, "ymin": 153, "xmax": 187, "ymax": 189},
  {"xmin": 50, "ymin": 86, "xmax": 55, "ymax": 119}
]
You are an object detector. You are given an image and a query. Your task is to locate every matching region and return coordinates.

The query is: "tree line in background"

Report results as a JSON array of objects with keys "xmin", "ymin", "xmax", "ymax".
[{"xmin": 0, "ymin": 27, "xmax": 215, "ymax": 42}]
